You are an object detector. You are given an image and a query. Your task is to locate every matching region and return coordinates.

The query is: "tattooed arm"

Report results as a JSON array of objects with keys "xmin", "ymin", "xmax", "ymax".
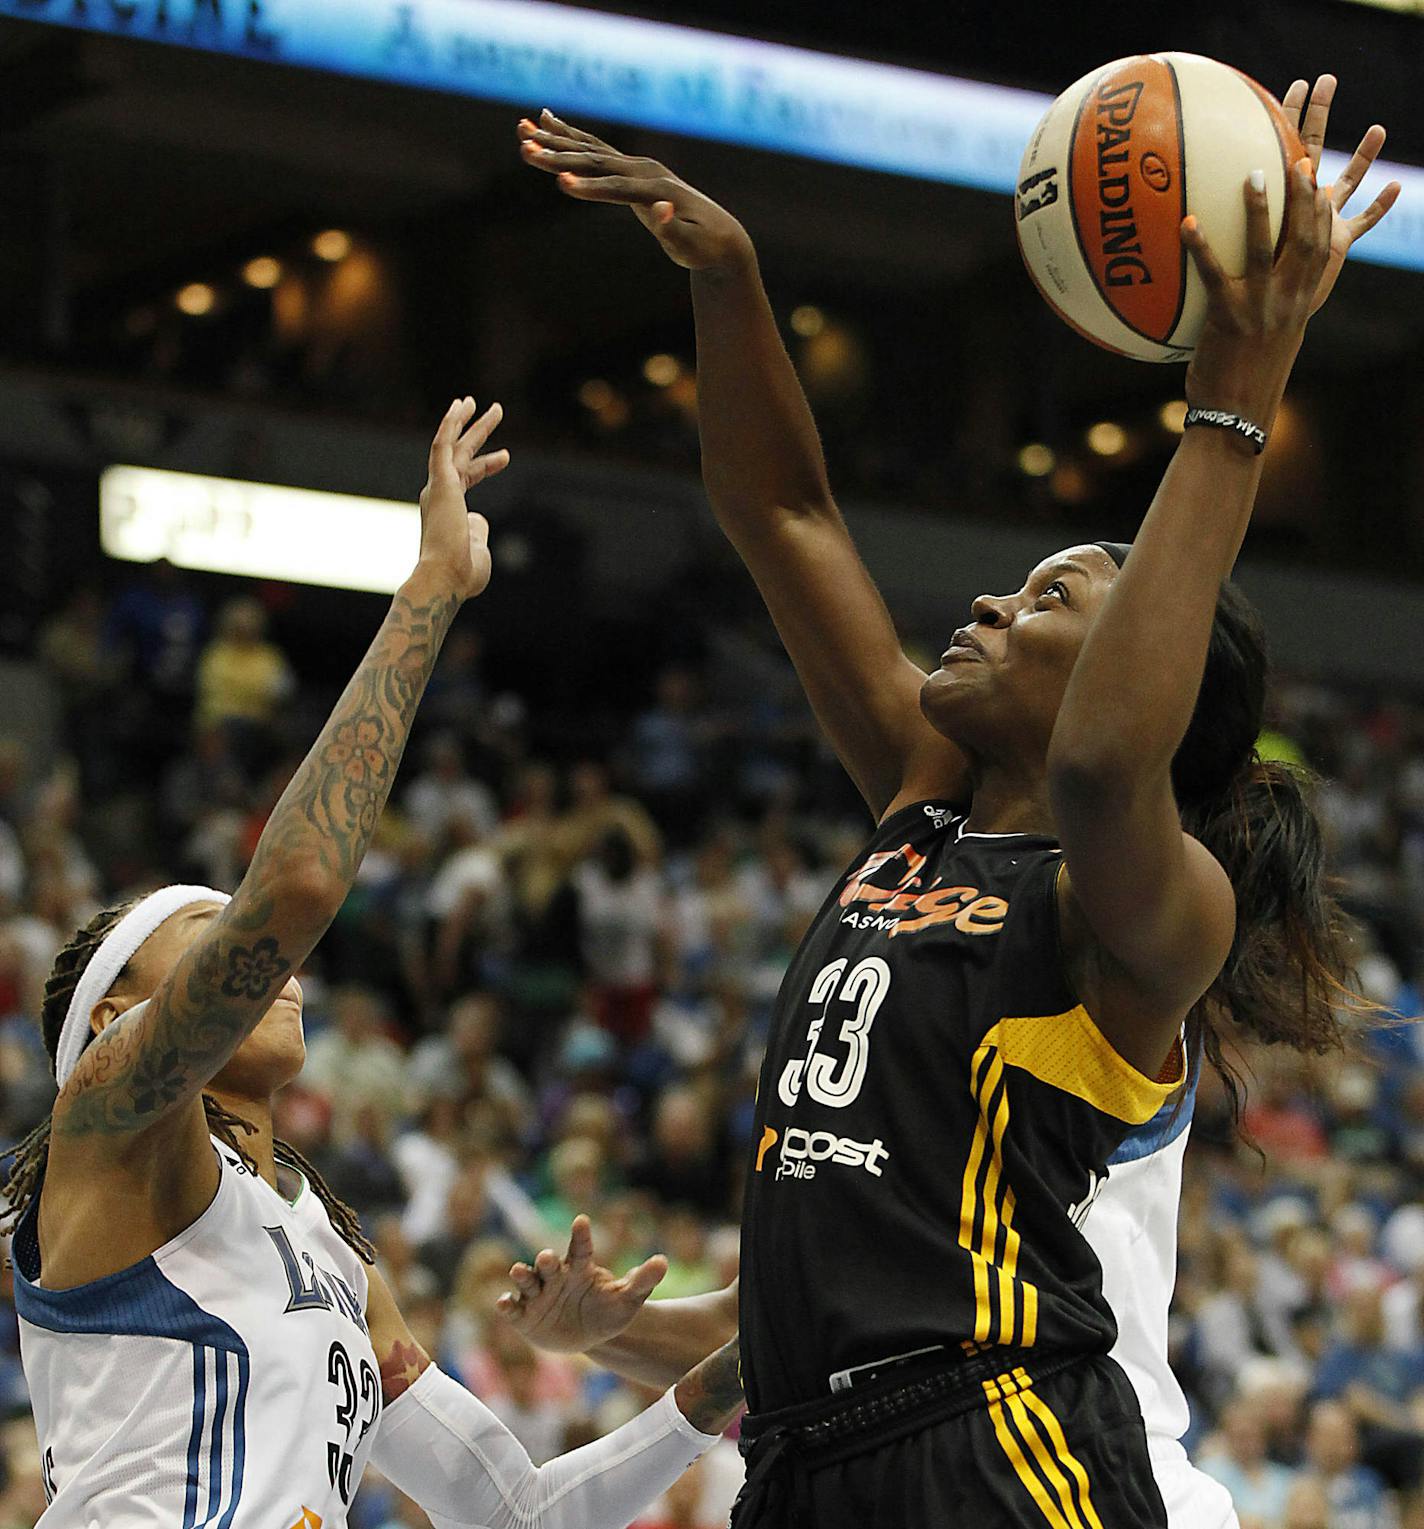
[
  {"xmin": 43, "ymin": 401, "xmax": 507, "ymax": 1264},
  {"xmin": 673, "ymin": 1335, "xmax": 744, "ymax": 1435}
]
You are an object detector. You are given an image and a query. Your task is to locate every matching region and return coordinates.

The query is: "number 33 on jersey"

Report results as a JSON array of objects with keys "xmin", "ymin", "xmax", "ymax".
[{"xmin": 740, "ymin": 801, "xmax": 1184, "ymax": 1412}]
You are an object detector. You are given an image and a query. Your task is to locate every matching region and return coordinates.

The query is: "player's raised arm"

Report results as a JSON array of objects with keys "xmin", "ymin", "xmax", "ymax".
[
  {"xmin": 1047, "ymin": 158, "xmax": 1332, "ymax": 1077},
  {"xmin": 520, "ymin": 110, "xmax": 968, "ymax": 819},
  {"xmin": 366, "ymin": 1266, "xmax": 740, "ymax": 1529},
  {"xmin": 48, "ymin": 400, "xmax": 508, "ymax": 1151}
]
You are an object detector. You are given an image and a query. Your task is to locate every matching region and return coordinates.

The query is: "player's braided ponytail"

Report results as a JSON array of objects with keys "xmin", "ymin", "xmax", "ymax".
[{"xmin": 1, "ymin": 900, "xmax": 374, "ymax": 1264}]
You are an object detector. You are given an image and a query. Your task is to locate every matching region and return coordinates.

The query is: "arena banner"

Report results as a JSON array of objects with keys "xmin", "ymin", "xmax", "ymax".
[
  {"xmin": 4, "ymin": 0, "xmax": 1421, "ymax": 270},
  {"xmin": 100, "ymin": 464, "xmax": 419, "ymax": 593}
]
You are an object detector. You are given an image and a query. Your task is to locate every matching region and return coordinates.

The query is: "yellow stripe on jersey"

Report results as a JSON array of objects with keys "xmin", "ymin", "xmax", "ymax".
[
  {"xmin": 959, "ymin": 1046, "xmax": 997, "ymax": 1342},
  {"xmin": 980, "ymin": 1007, "xmax": 1183, "ymax": 1125},
  {"xmin": 960, "ymin": 1043, "xmax": 1045, "ymax": 1347}
]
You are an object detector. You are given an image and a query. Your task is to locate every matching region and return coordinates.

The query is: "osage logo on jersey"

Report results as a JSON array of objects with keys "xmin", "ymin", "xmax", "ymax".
[
  {"xmin": 755, "ymin": 1124, "xmax": 890, "ymax": 1182},
  {"xmin": 837, "ymin": 843, "xmax": 1008, "ymax": 936}
]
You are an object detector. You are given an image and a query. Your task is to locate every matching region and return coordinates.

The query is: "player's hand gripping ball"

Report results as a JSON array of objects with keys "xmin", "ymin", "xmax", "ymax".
[{"xmin": 1015, "ymin": 53, "xmax": 1307, "ymax": 361}]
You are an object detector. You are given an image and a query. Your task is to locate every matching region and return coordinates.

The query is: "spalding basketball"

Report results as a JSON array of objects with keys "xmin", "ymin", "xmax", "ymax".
[{"xmin": 1015, "ymin": 54, "xmax": 1307, "ymax": 362}]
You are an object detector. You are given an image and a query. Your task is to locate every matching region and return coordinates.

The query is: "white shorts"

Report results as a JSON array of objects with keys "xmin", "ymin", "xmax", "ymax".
[{"xmin": 1149, "ymin": 1437, "xmax": 1240, "ymax": 1529}]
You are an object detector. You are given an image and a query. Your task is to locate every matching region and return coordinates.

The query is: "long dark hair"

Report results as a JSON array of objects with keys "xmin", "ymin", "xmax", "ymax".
[
  {"xmin": 1, "ymin": 900, "xmax": 375, "ymax": 1263},
  {"xmin": 1172, "ymin": 589, "xmax": 1362, "ymax": 1109},
  {"xmin": 1098, "ymin": 546, "xmax": 1362, "ymax": 1120}
]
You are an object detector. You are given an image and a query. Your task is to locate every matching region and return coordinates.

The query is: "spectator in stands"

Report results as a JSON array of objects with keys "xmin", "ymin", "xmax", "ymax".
[
  {"xmin": 573, "ymin": 827, "xmax": 666, "ymax": 1044},
  {"xmin": 1301, "ymin": 1402, "xmax": 1398, "ymax": 1529},
  {"xmin": 557, "ymin": 760, "xmax": 661, "ymax": 871},
  {"xmin": 1198, "ymin": 1396, "xmax": 1299, "ymax": 1528},
  {"xmin": 1244, "ymin": 1055, "xmax": 1331, "ymax": 1167},
  {"xmin": 628, "ymin": 666, "xmax": 714, "ymax": 845},
  {"xmin": 408, "ymin": 991, "xmax": 533, "ymax": 1142},
  {"xmin": 535, "ymin": 1136, "xmax": 610, "ymax": 1240},
  {"xmin": 1193, "ymin": 1236, "xmax": 1272, "ymax": 1408},
  {"xmin": 302, "ymin": 983, "xmax": 408, "ymax": 1145},
  {"xmin": 1314, "ymin": 1287, "xmax": 1424, "ymax": 1489},
  {"xmin": 425, "ymin": 810, "xmax": 511, "ymax": 998},
  {"xmin": 478, "ymin": 1323, "xmax": 579, "ymax": 1466},
  {"xmin": 105, "ymin": 559, "xmax": 204, "ymax": 708},
  {"xmin": 630, "ymin": 1087, "xmax": 727, "ymax": 1218},
  {"xmin": 417, "ymin": 1154, "xmax": 515, "ymax": 1295},
  {"xmin": 404, "ymin": 732, "xmax": 499, "ymax": 848},
  {"xmin": 193, "ymin": 595, "xmax": 292, "ymax": 773},
  {"xmin": 1281, "ymin": 1476, "xmax": 1332, "ymax": 1529},
  {"xmin": 420, "ymin": 628, "xmax": 490, "ymax": 752}
]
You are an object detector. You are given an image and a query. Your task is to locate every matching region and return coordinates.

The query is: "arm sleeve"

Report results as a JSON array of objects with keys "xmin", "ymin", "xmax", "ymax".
[{"xmin": 368, "ymin": 1365, "xmax": 719, "ymax": 1529}]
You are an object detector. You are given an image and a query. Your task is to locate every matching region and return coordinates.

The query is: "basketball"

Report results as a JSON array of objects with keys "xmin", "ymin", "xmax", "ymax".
[{"xmin": 1015, "ymin": 53, "xmax": 1309, "ymax": 362}]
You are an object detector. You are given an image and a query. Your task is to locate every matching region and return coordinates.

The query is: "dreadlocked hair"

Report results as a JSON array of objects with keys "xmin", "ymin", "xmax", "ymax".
[
  {"xmin": 0, "ymin": 898, "xmax": 375, "ymax": 1264},
  {"xmin": 1169, "ymin": 580, "xmax": 1369, "ymax": 1127}
]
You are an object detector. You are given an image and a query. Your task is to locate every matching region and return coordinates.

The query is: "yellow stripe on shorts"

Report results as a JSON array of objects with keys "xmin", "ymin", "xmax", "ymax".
[{"xmin": 987, "ymin": 1397, "xmax": 1072, "ymax": 1529}]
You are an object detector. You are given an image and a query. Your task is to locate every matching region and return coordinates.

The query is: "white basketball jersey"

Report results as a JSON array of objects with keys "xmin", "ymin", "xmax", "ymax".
[
  {"xmin": 1083, "ymin": 1054, "xmax": 1239, "ymax": 1529},
  {"xmin": 1084, "ymin": 1081, "xmax": 1194, "ymax": 1445},
  {"xmin": 14, "ymin": 1141, "xmax": 381, "ymax": 1528}
]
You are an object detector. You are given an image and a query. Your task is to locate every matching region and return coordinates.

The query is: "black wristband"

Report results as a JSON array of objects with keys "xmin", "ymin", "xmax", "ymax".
[{"xmin": 1182, "ymin": 407, "xmax": 1268, "ymax": 455}]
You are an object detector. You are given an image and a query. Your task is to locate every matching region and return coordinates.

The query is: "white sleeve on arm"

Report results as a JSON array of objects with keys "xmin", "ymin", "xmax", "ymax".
[{"xmin": 368, "ymin": 1366, "xmax": 720, "ymax": 1529}]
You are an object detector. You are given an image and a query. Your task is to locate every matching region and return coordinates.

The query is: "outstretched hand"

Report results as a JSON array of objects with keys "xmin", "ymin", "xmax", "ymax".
[
  {"xmin": 518, "ymin": 109, "xmax": 753, "ymax": 272},
  {"xmin": 495, "ymin": 1214, "xmax": 668, "ymax": 1353},
  {"xmin": 1278, "ymin": 74, "xmax": 1401, "ymax": 315},
  {"xmin": 417, "ymin": 396, "xmax": 508, "ymax": 600}
]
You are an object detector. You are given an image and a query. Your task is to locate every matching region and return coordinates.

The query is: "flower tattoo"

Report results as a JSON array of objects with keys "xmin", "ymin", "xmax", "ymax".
[
  {"xmin": 220, "ymin": 937, "xmax": 291, "ymax": 1000},
  {"xmin": 128, "ymin": 1048, "xmax": 187, "ymax": 1116}
]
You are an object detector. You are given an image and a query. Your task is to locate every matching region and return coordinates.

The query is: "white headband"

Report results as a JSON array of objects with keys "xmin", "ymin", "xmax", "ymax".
[{"xmin": 56, "ymin": 885, "xmax": 231, "ymax": 1089}]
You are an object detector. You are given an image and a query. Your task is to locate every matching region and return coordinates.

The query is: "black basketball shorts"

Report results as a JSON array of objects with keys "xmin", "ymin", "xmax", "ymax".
[{"xmin": 732, "ymin": 1352, "xmax": 1169, "ymax": 1529}]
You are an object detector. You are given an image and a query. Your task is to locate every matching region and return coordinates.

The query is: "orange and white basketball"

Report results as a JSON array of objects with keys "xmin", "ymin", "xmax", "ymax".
[{"xmin": 1014, "ymin": 53, "xmax": 1308, "ymax": 362}]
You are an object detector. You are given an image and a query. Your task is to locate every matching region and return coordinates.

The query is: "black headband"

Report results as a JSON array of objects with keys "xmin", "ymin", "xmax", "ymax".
[{"xmin": 1095, "ymin": 541, "xmax": 1133, "ymax": 568}]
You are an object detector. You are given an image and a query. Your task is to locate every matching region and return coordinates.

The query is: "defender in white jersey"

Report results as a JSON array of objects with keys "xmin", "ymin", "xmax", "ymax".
[{"xmin": 2, "ymin": 400, "xmax": 744, "ymax": 1528}]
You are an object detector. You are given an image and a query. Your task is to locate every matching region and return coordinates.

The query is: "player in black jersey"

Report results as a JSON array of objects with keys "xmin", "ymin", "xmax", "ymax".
[{"xmin": 513, "ymin": 84, "xmax": 1395, "ymax": 1528}]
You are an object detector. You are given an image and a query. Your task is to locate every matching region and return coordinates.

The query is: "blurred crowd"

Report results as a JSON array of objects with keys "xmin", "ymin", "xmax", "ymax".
[{"xmin": 0, "ymin": 564, "xmax": 1421, "ymax": 1529}]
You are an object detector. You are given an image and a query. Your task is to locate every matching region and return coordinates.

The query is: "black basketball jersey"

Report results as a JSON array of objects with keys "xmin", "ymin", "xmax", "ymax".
[{"xmin": 739, "ymin": 799, "xmax": 1183, "ymax": 1412}]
